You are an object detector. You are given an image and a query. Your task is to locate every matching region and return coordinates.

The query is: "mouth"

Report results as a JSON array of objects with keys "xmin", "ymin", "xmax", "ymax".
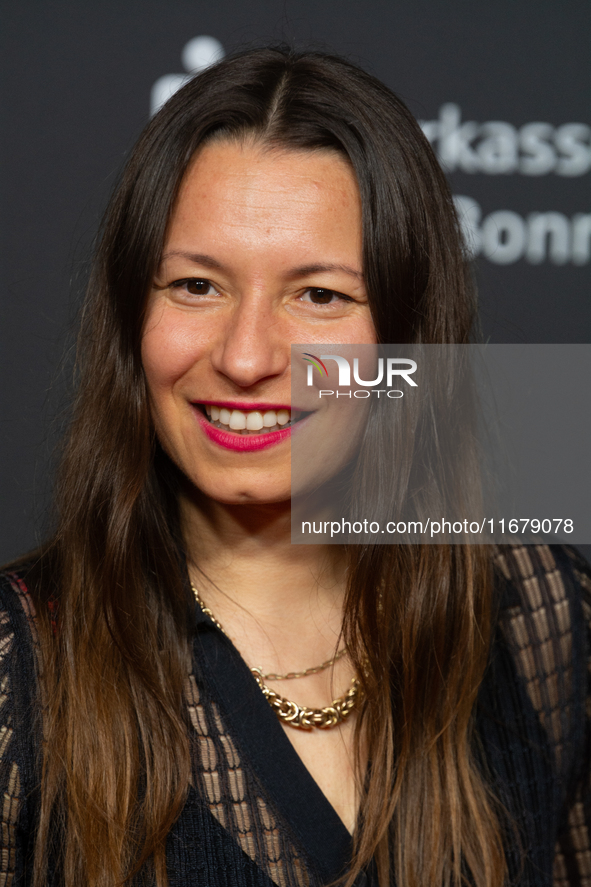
[
  {"xmin": 195, "ymin": 403, "xmax": 309, "ymax": 435},
  {"xmin": 191, "ymin": 402, "xmax": 313, "ymax": 452}
]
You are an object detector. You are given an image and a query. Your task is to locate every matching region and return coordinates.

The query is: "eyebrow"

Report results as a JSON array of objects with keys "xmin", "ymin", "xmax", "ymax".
[
  {"xmin": 160, "ymin": 251, "xmax": 225, "ymax": 271},
  {"xmin": 286, "ymin": 262, "xmax": 363, "ymax": 281},
  {"xmin": 160, "ymin": 251, "xmax": 363, "ymax": 281}
]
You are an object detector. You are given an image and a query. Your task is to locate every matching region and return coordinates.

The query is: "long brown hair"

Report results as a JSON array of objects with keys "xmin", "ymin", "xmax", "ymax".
[{"xmin": 25, "ymin": 47, "xmax": 504, "ymax": 886}]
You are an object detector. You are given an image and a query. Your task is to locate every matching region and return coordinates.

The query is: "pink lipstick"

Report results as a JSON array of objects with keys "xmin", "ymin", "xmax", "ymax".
[{"xmin": 192, "ymin": 406, "xmax": 294, "ymax": 451}]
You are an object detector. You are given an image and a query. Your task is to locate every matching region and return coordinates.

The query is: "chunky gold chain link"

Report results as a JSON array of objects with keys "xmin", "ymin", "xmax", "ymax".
[{"xmin": 250, "ymin": 667, "xmax": 361, "ymax": 730}]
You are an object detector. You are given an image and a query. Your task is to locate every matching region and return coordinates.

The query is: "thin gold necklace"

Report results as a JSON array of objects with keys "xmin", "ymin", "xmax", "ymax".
[{"xmin": 191, "ymin": 583, "xmax": 361, "ymax": 731}]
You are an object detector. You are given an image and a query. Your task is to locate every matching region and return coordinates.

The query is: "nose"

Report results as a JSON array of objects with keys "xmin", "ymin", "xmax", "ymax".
[{"xmin": 209, "ymin": 292, "xmax": 289, "ymax": 389}]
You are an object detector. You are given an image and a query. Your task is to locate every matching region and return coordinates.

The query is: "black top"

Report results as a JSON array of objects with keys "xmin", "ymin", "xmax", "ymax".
[{"xmin": 0, "ymin": 544, "xmax": 589, "ymax": 886}]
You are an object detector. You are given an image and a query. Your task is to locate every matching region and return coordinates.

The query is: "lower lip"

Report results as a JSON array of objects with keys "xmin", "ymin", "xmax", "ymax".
[{"xmin": 193, "ymin": 407, "xmax": 294, "ymax": 452}]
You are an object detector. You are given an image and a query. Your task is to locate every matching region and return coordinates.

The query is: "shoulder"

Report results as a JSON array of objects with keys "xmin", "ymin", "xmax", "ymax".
[
  {"xmin": 0, "ymin": 566, "xmax": 40, "ymax": 660},
  {"xmin": 491, "ymin": 543, "xmax": 590, "ymax": 655},
  {"xmin": 0, "ymin": 563, "xmax": 39, "ymax": 619},
  {"xmin": 0, "ymin": 565, "xmax": 43, "ymax": 739},
  {"xmin": 492, "ymin": 542, "xmax": 590, "ymax": 602},
  {"xmin": 489, "ymin": 544, "xmax": 590, "ymax": 778},
  {"xmin": 0, "ymin": 567, "xmax": 42, "ymax": 880},
  {"xmin": 0, "ymin": 565, "xmax": 41, "ymax": 721}
]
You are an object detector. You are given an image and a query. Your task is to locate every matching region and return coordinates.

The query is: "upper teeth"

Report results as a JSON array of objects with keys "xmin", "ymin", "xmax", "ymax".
[{"xmin": 205, "ymin": 405, "xmax": 294, "ymax": 431}]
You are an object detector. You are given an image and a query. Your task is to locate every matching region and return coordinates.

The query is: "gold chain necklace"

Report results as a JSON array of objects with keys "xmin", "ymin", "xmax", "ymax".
[
  {"xmin": 191, "ymin": 583, "xmax": 362, "ymax": 731},
  {"xmin": 261, "ymin": 647, "xmax": 348, "ymax": 681},
  {"xmin": 190, "ymin": 584, "xmax": 347, "ymax": 679}
]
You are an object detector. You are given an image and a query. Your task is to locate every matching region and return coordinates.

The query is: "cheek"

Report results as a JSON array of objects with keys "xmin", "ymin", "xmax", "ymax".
[
  {"xmin": 342, "ymin": 312, "xmax": 377, "ymax": 347},
  {"xmin": 141, "ymin": 310, "xmax": 209, "ymax": 392}
]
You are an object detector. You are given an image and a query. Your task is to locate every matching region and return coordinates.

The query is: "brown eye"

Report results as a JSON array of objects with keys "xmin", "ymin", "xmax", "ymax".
[
  {"xmin": 186, "ymin": 279, "xmax": 214, "ymax": 295},
  {"xmin": 169, "ymin": 278, "xmax": 219, "ymax": 298},
  {"xmin": 307, "ymin": 288, "xmax": 337, "ymax": 304}
]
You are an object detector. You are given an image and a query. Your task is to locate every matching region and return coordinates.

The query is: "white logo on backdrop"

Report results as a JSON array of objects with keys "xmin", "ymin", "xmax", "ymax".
[
  {"xmin": 150, "ymin": 36, "xmax": 225, "ymax": 116},
  {"xmin": 454, "ymin": 196, "xmax": 591, "ymax": 265},
  {"xmin": 420, "ymin": 105, "xmax": 591, "ymax": 265},
  {"xmin": 421, "ymin": 104, "xmax": 591, "ymax": 177}
]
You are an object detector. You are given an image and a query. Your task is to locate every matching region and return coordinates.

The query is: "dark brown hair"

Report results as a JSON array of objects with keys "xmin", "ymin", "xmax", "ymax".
[{"xmin": 27, "ymin": 47, "xmax": 504, "ymax": 886}]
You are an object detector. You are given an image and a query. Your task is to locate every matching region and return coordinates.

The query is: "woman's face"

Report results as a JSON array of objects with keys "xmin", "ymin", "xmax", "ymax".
[{"xmin": 142, "ymin": 140, "xmax": 376, "ymax": 505}]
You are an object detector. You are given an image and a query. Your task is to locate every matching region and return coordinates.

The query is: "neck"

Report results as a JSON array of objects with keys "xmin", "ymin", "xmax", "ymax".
[
  {"xmin": 179, "ymin": 483, "xmax": 348, "ymax": 671},
  {"xmin": 181, "ymin": 484, "xmax": 346, "ymax": 615}
]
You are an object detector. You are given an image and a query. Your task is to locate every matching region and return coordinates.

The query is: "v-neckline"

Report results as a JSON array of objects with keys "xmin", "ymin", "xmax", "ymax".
[{"xmin": 192, "ymin": 608, "xmax": 353, "ymax": 884}]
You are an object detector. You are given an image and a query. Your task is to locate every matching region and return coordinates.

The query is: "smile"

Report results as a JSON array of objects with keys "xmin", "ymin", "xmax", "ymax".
[
  {"xmin": 203, "ymin": 404, "xmax": 302, "ymax": 434},
  {"xmin": 192, "ymin": 402, "xmax": 311, "ymax": 452}
]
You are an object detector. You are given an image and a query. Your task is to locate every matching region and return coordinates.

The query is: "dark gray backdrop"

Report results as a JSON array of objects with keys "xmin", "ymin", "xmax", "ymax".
[{"xmin": 1, "ymin": 0, "xmax": 590, "ymax": 563}]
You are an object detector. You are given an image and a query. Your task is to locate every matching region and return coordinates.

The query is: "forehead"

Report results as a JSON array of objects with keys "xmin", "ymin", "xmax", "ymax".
[{"xmin": 164, "ymin": 141, "xmax": 363, "ymax": 263}]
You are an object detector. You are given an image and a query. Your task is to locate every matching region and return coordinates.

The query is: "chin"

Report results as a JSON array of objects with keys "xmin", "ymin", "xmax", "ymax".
[
  {"xmin": 205, "ymin": 487, "xmax": 291, "ymax": 507},
  {"xmin": 185, "ymin": 472, "xmax": 291, "ymax": 507}
]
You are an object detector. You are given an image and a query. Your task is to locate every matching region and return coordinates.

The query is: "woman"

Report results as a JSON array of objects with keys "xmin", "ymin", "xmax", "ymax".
[{"xmin": 0, "ymin": 47, "xmax": 589, "ymax": 887}]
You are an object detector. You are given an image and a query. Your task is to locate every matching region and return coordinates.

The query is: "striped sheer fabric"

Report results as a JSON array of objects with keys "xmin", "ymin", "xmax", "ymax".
[
  {"xmin": 0, "ymin": 572, "xmax": 36, "ymax": 887},
  {"xmin": 494, "ymin": 545, "xmax": 591, "ymax": 887},
  {"xmin": 185, "ymin": 673, "xmax": 313, "ymax": 886}
]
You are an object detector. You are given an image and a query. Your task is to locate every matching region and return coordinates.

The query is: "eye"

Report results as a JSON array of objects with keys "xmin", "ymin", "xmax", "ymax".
[
  {"xmin": 301, "ymin": 288, "xmax": 353, "ymax": 306},
  {"xmin": 171, "ymin": 278, "xmax": 219, "ymax": 297}
]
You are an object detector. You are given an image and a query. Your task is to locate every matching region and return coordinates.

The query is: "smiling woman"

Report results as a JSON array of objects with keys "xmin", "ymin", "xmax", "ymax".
[{"xmin": 0, "ymin": 46, "xmax": 590, "ymax": 887}]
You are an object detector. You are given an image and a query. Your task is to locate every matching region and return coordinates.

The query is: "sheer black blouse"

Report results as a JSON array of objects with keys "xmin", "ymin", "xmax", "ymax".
[{"xmin": 0, "ymin": 544, "xmax": 589, "ymax": 886}]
